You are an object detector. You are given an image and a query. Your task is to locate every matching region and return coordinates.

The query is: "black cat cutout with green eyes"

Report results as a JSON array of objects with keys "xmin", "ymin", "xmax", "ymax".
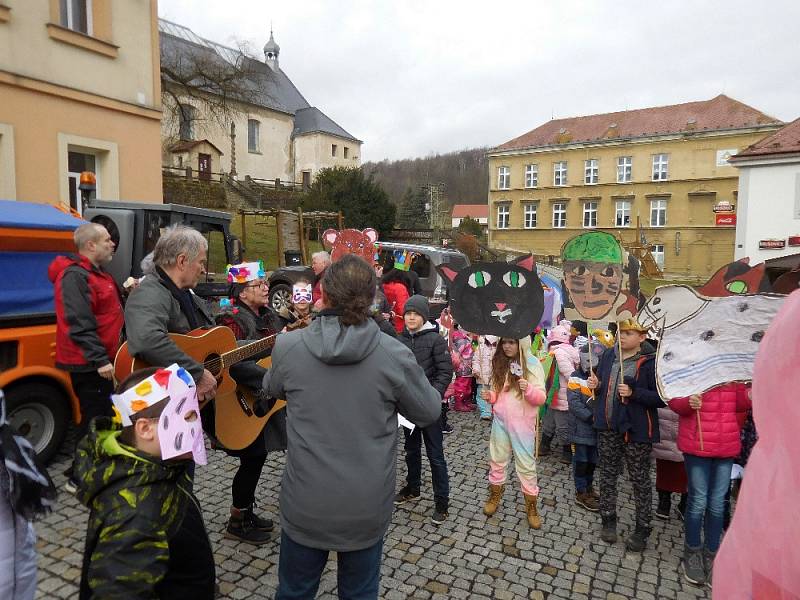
[{"xmin": 437, "ymin": 254, "xmax": 544, "ymax": 338}]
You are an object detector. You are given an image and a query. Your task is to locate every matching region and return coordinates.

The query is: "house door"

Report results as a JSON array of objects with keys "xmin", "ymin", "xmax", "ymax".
[{"xmin": 198, "ymin": 153, "xmax": 211, "ymax": 180}]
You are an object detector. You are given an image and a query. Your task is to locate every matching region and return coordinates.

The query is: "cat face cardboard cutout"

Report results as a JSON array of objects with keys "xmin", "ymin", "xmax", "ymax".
[
  {"xmin": 322, "ymin": 228, "xmax": 379, "ymax": 264},
  {"xmin": 436, "ymin": 254, "xmax": 544, "ymax": 339},
  {"xmin": 560, "ymin": 231, "xmax": 642, "ymax": 321}
]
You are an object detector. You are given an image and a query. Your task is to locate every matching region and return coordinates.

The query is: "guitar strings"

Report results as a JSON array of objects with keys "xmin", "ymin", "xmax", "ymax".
[{"xmin": 202, "ymin": 333, "xmax": 279, "ymax": 374}]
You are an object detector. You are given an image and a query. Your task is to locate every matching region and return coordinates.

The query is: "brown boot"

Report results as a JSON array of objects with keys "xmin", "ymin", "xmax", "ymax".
[
  {"xmin": 483, "ymin": 484, "xmax": 504, "ymax": 516},
  {"xmin": 575, "ymin": 491, "xmax": 600, "ymax": 512},
  {"xmin": 588, "ymin": 486, "xmax": 600, "ymax": 501},
  {"xmin": 523, "ymin": 493, "xmax": 542, "ymax": 529}
]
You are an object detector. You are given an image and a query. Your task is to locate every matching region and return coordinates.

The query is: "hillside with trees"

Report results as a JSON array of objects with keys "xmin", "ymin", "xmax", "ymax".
[{"xmin": 363, "ymin": 147, "xmax": 489, "ymax": 212}]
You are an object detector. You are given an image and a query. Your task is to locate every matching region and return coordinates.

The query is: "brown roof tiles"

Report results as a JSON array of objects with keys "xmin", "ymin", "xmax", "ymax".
[
  {"xmin": 494, "ymin": 95, "xmax": 781, "ymax": 152},
  {"xmin": 730, "ymin": 117, "xmax": 800, "ymax": 160}
]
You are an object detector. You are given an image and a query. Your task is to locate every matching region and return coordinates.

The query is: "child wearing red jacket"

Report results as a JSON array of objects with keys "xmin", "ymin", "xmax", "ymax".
[{"xmin": 670, "ymin": 382, "xmax": 751, "ymax": 588}]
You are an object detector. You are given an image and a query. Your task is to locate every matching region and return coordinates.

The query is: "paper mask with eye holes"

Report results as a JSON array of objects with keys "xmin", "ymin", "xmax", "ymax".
[
  {"xmin": 436, "ymin": 254, "xmax": 544, "ymax": 339},
  {"xmin": 111, "ymin": 364, "xmax": 206, "ymax": 465}
]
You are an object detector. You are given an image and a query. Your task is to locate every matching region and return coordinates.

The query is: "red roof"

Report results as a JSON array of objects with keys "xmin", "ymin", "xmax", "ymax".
[
  {"xmin": 730, "ymin": 117, "xmax": 800, "ymax": 160},
  {"xmin": 451, "ymin": 204, "xmax": 488, "ymax": 219},
  {"xmin": 495, "ymin": 95, "xmax": 780, "ymax": 152},
  {"xmin": 169, "ymin": 139, "xmax": 225, "ymax": 155}
]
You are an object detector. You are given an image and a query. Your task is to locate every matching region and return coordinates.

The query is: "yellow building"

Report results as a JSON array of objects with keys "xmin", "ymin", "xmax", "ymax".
[
  {"xmin": 0, "ymin": 0, "xmax": 162, "ymax": 211},
  {"xmin": 487, "ymin": 95, "xmax": 782, "ymax": 278}
]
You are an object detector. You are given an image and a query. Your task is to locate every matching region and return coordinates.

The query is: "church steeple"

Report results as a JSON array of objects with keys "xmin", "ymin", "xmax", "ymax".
[{"xmin": 263, "ymin": 28, "xmax": 280, "ymax": 71}]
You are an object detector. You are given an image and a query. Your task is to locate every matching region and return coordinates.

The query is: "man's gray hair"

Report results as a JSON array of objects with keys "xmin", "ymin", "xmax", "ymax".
[
  {"xmin": 152, "ymin": 225, "xmax": 208, "ymax": 268},
  {"xmin": 312, "ymin": 251, "xmax": 331, "ymax": 265},
  {"xmin": 73, "ymin": 223, "xmax": 106, "ymax": 250}
]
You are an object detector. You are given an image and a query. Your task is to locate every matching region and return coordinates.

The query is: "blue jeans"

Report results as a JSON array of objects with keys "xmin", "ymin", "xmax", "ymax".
[
  {"xmin": 403, "ymin": 422, "xmax": 450, "ymax": 504},
  {"xmin": 683, "ymin": 454, "xmax": 733, "ymax": 552},
  {"xmin": 476, "ymin": 384, "xmax": 492, "ymax": 418},
  {"xmin": 572, "ymin": 444, "xmax": 598, "ymax": 493},
  {"xmin": 275, "ymin": 531, "xmax": 383, "ymax": 599}
]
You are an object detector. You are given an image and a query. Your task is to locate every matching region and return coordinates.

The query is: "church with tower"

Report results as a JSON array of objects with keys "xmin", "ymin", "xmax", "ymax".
[{"xmin": 159, "ymin": 19, "xmax": 362, "ymax": 186}]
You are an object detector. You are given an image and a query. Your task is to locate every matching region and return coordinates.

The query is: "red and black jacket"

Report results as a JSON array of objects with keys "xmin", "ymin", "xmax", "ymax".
[
  {"xmin": 48, "ymin": 254, "xmax": 124, "ymax": 372},
  {"xmin": 591, "ymin": 343, "xmax": 663, "ymax": 444}
]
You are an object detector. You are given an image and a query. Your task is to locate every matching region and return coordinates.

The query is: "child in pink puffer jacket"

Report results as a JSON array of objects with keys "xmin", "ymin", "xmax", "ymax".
[{"xmin": 541, "ymin": 324, "xmax": 580, "ymax": 464}]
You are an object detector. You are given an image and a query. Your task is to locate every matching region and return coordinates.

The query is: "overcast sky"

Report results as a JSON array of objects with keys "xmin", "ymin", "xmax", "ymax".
[{"xmin": 159, "ymin": 0, "xmax": 800, "ymax": 162}]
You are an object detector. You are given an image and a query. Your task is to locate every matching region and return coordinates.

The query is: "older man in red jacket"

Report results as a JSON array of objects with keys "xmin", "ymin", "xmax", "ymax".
[{"xmin": 49, "ymin": 222, "xmax": 124, "ymax": 492}]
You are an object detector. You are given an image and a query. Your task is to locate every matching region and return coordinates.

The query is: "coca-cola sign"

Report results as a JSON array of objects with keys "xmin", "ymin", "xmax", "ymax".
[{"xmin": 715, "ymin": 214, "xmax": 736, "ymax": 227}]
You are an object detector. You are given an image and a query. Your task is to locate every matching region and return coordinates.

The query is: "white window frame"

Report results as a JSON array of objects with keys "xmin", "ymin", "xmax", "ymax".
[
  {"xmin": 61, "ymin": 0, "xmax": 93, "ymax": 35},
  {"xmin": 553, "ymin": 161, "xmax": 567, "ymax": 186},
  {"xmin": 498, "ymin": 166, "xmax": 510, "ymax": 190},
  {"xmin": 650, "ymin": 198, "xmax": 667, "ymax": 227},
  {"xmin": 496, "ymin": 203, "xmax": 510, "ymax": 229},
  {"xmin": 582, "ymin": 201, "xmax": 598, "ymax": 228},
  {"xmin": 652, "ymin": 244, "xmax": 665, "ymax": 269},
  {"xmin": 584, "ymin": 159, "xmax": 599, "ymax": 185},
  {"xmin": 652, "ymin": 153, "xmax": 669, "ymax": 181},
  {"xmin": 617, "ymin": 156, "xmax": 632, "ymax": 183},
  {"xmin": 524, "ymin": 164, "xmax": 538, "ymax": 188},
  {"xmin": 523, "ymin": 203, "xmax": 537, "ymax": 229},
  {"xmin": 552, "ymin": 202, "xmax": 567, "ymax": 228},
  {"xmin": 615, "ymin": 200, "xmax": 631, "ymax": 228},
  {"xmin": 247, "ymin": 119, "xmax": 260, "ymax": 153}
]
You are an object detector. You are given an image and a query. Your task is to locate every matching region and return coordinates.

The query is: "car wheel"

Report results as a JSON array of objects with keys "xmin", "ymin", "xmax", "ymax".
[
  {"xmin": 5, "ymin": 382, "xmax": 70, "ymax": 463},
  {"xmin": 270, "ymin": 283, "xmax": 292, "ymax": 312}
]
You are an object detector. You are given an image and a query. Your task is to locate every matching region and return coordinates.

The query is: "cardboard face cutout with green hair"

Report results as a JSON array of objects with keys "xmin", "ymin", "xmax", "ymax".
[{"xmin": 561, "ymin": 231, "xmax": 626, "ymax": 320}]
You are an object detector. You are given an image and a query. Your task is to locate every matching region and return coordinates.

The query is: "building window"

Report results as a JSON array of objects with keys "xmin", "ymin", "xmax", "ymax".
[
  {"xmin": 247, "ymin": 119, "xmax": 260, "ymax": 153},
  {"xmin": 652, "ymin": 153, "xmax": 669, "ymax": 181},
  {"xmin": 554, "ymin": 161, "xmax": 567, "ymax": 186},
  {"xmin": 650, "ymin": 198, "xmax": 667, "ymax": 227},
  {"xmin": 523, "ymin": 203, "xmax": 537, "ymax": 229},
  {"xmin": 615, "ymin": 200, "xmax": 631, "ymax": 227},
  {"xmin": 584, "ymin": 159, "xmax": 599, "ymax": 184},
  {"xmin": 67, "ymin": 150, "xmax": 97, "ymax": 213},
  {"xmin": 331, "ymin": 144, "xmax": 337, "ymax": 157},
  {"xmin": 498, "ymin": 166, "xmax": 510, "ymax": 190},
  {"xmin": 60, "ymin": 0, "xmax": 92, "ymax": 35},
  {"xmin": 552, "ymin": 202, "xmax": 567, "ymax": 228},
  {"xmin": 178, "ymin": 105, "xmax": 195, "ymax": 141},
  {"xmin": 652, "ymin": 244, "xmax": 665, "ymax": 269},
  {"xmin": 617, "ymin": 156, "xmax": 632, "ymax": 183},
  {"xmin": 496, "ymin": 204, "xmax": 510, "ymax": 229},
  {"xmin": 525, "ymin": 164, "xmax": 538, "ymax": 188},
  {"xmin": 302, "ymin": 170, "xmax": 311, "ymax": 189},
  {"xmin": 344, "ymin": 147, "xmax": 349, "ymax": 159},
  {"xmin": 583, "ymin": 201, "xmax": 598, "ymax": 228}
]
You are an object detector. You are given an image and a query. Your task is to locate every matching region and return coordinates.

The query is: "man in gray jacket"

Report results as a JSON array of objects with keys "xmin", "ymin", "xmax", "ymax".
[{"xmin": 264, "ymin": 254, "xmax": 441, "ymax": 600}]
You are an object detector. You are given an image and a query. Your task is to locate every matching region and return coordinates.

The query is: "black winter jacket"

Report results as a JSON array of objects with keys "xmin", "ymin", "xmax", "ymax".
[
  {"xmin": 399, "ymin": 323, "xmax": 452, "ymax": 397},
  {"xmin": 592, "ymin": 343, "xmax": 663, "ymax": 444}
]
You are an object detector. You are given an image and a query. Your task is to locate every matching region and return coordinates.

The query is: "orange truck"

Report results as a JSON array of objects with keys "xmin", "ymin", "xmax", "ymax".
[{"xmin": 0, "ymin": 199, "xmax": 240, "ymax": 461}]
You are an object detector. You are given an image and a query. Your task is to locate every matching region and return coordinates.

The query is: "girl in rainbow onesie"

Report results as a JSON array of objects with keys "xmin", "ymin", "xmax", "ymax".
[{"xmin": 481, "ymin": 336, "xmax": 547, "ymax": 529}]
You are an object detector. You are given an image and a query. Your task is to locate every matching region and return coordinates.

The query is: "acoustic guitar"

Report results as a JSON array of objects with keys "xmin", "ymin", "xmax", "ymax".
[{"xmin": 113, "ymin": 326, "xmax": 285, "ymax": 450}]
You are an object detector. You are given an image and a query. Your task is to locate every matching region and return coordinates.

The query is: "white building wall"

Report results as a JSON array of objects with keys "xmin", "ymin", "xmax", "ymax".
[
  {"xmin": 735, "ymin": 158, "xmax": 800, "ymax": 262},
  {"xmin": 294, "ymin": 133, "xmax": 361, "ymax": 183}
]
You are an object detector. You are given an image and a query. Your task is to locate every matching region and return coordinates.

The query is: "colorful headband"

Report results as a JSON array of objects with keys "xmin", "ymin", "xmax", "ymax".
[
  {"xmin": 111, "ymin": 364, "xmax": 193, "ymax": 427},
  {"xmin": 393, "ymin": 249, "xmax": 416, "ymax": 271},
  {"xmin": 226, "ymin": 260, "xmax": 266, "ymax": 284}
]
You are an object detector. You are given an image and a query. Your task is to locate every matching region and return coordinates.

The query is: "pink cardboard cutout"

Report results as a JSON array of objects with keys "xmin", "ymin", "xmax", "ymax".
[
  {"xmin": 713, "ymin": 288, "xmax": 800, "ymax": 599},
  {"xmin": 322, "ymin": 228, "xmax": 378, "ymax": 264}
]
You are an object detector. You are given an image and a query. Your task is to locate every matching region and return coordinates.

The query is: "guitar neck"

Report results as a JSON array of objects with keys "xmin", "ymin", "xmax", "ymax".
[{"xmin": 220, "ymin": 334, "xmax": 278, "ymax": 369}]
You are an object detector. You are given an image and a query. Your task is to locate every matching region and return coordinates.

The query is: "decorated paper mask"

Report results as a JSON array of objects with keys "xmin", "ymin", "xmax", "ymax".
[
  {"xmin": 226, "ymin": 261, "xmax": 266, "ymax": 284},
  {"xmin": 111, "ymin": 364, "xmax": 207, "ymax": 465},
  {"xmin": 436, "ymin": 254, "xmax": 544, "ymax": 339},
  {"xmin": 292, "ymin": 283, "xmax": 313, "ymax": 304},
  {"xmin": 561, "ymin": 231, "xmax": 625, "ymax": 320},
  {"xmin": 322, "ymin": 228, "xmax": 379, "ymax": 264}
]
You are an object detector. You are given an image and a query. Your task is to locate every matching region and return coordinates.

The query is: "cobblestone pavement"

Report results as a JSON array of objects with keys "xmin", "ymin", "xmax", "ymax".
[{"xmin": 35, "ymin": 410, "xmax": 711, "ymax": 599}]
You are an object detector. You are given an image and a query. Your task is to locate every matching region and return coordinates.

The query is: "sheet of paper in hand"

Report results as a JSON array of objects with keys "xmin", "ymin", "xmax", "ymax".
[
  {"xmin": 638, "ymin": 284, "xmax": 785, "ymax": 399},
  {"xmin": 560, "ymin": 231, "xmax": 642, "ymax": 321},
  {"xmin": 436, "ymin": 254, "xmax": 544, "ymax": 339},
  {"xmin": 322, "ymin": 228, "xmax": 379, "ymax": 264}
]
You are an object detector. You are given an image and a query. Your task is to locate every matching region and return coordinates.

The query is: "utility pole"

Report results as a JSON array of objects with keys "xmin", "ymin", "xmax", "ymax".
[{"xmin": 422, "ymin": 182, "xmax": 447, "ymax": 242}]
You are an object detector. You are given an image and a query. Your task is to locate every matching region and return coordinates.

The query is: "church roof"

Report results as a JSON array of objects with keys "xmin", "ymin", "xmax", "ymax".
[{"xmin": 158, "ymin": 19, "xmax": 360, "ymax": 142}]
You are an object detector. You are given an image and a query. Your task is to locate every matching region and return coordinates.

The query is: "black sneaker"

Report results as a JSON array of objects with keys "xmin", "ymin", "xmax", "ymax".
[
  {"xmin": 394, "ymin": 486, "xmax": 421, "ymax": 505},
  {"xmin": 243, "ymin": 506, "xmax": 274, "ymax": 532},
  {"xmin": 442, "ymin": 423, "xmax": 454, "ymax": 435},
  {"xmin": 431, "ymin": 502, "xmax": 448, "ymax": 524},
  {"xmin": 224, "ymin": 517, "xmax": 272, "ymax": 546},
  {"xmin": 64, "ymin": 478, "xmax": 78, "ymax": 495}
]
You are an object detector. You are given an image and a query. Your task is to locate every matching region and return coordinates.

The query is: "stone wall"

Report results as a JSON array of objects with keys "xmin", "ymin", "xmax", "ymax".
[{"xmin": 162, "ymin": 175, "xmax": 227, "ymax": 209}]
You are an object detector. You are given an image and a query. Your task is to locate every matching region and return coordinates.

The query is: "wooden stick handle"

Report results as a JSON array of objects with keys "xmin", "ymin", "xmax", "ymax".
[{"xmin": 696, "ymin": 410, "xmax": 704, "ymax": 451}]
